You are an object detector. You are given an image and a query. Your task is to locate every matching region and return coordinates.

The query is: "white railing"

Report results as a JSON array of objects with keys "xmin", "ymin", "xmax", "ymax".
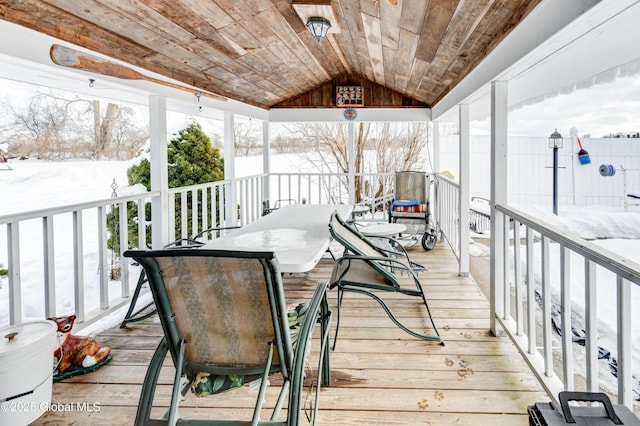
[
  {"xmin": 0, "ymin": 191, "xmax": 159, "ymax": 327},
  {"xmin": 494, "ymin": 203, "xmax": 640, "ymax": 409},
  {"xmin": 167, "ymin": 174, "xmax": 268, "ymax": 242},
  {"xmin": 267, "ymin": 172, "xmax": 395, "ymax": 219},
  {"xmin": 434, "ymin": 174, "xmax": 460, "ymax": 260},
  {"xmin": 2, "ymin": 172, "xmax": 385, "ymax": 329}
]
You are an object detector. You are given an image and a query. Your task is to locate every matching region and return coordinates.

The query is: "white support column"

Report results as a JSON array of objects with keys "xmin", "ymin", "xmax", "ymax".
[
  {"xmin": 490, "ymin": 80, "xmax": 508, "ymax": 336},
  {"xmin": 432, "ymin": 121, "xmax": 441, "ymax": 234},
  {"xmin": 348, "ymin": 122, "xmax": 355, "ymax": 205},
  {"xmin": 458, "ymin": 105, "xmax": 470, "ymax": 277},
  {"xmin": 432, "ymin": 121, "xmax": 440, "ymax": 174},
  {"xmin": 149, "ymin": 95, "xmax": 169, "ymax": 248},
  {"xmin": 262, "ymin": 121, "xmax": 270, "ymax": 202},
  {"xmin": 224, "ymin": 112, "xmax": 237, "ymax": 226}
]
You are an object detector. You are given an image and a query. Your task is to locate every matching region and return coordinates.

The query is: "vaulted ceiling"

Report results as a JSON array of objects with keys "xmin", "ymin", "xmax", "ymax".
[{"xmin": 0, "ymin": 0, "xmax": 542, "ymax": 110}]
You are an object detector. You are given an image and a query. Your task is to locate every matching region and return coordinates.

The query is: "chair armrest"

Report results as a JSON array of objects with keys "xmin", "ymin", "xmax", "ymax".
[
  {"xmin": 367, "ymin": 235, "xmax": 410, "ymax": 257},
  {"xmin": 334, "ymin": 254, "xmax": 420, "ymax": 282},
  {"xmin": 192, "ymin": 226, "xmax": 242, "ymax": 240},
  {"xmin": 367, "ymin": 237, "xmax": 427, "ymax": 273},
  {"xmin": 163, "ymin": 238, "xmax": 205, "ymax": 249},
  {"xmin": 164, "ymin": 226, "xmax": 242, "ymax": 249},
  {"xmin": 291, "ymin": 281, "xmax": 332, "ymax": 387}
]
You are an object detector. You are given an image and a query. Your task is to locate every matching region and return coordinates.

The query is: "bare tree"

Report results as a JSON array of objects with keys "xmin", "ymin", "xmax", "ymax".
[
  {"xmin": 286, "ymin": 122, "xmax": 428, "ymax": 203},
  {"xmin": 0, "ymin": 90, "xmax": 147, "ymax": 160},
  {"xmin": 92, "ymin": 100, "xmax": 119, "ymax": 157},
  {"xmin": 1, "ymin": 92, "xmax": 71, "ymax": 160},
  {"xmin": 234, "ymin": 122, "xmax": 261, "ymax": 156}
]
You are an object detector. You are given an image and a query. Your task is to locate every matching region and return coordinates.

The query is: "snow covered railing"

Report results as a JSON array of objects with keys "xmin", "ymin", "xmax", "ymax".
[
  {"xmin": 469, "ymin": 196, "xmax": 491, "ymax": 234},
  {"xmin": 494, "ymin": 203, "xmax": 640, "ymax": 409}
]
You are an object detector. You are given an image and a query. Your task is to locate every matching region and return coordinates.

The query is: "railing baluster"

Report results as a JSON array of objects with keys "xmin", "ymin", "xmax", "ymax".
[
  {"xmin": 526, "ymin": 226, "xmax": 535, "ymax": 354},
  {"xmin": 503, "ymin": 215, "xmax": 510, "ymax": 320},
  {"xmin": 7, "ymin": 222, "xmax": 22, "ymax": 324},
  {"xmin": 168, "ymin": 193, "xmax": 176, "ymax": 243},
  {"xmin": 202, "ymin": 188, "xmax": 209, "ymax": 235},
  {"xmin": 137, "ymin": 198, "xmax": 146, "ymax": 249},
  {"xmin": 585, "ymin": 259, "xmax": 597, "ymax": 392},
  {"xmin": 97, "ymin": 206, "xmax": 109, "ymax": 310},
  {"xmin": 181, "ymin": 190, "xmax": 188, "ymax": 239},
  {"xmin": 617, "ymin": 276, "xmax": 632, "ymax": 406},
  {"xmin": 513, "ymin": 220, "xmax": 523, "ymax": 335},
  {"xmin": 541, "ymin": 235, "xmax": 553, "ymax": 377},
  {"xmin": 191, "ymin": 189, "xmax": 198, "ymax": 236},
  {"xmin": 560, "ymin": 244, "xmax": 573, "ymax": 390},
  {"xmin": 43, "ymin": 215, "xmax": 56, "ymax": 318},
  {"xmin": 73, "ymin": 210, "xmax": 85, "ymax": 322},
  {"xmin": 119, "ymin": 201, "xmax": 129, "ymax": 298}
]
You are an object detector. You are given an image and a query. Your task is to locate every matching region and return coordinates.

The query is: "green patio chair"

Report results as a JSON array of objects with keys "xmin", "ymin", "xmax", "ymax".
[
  {"xmin": 120, "ymin": 226, "xmax": 241, "ymax": 328},
  {"xmin": 123, "ymin": 248, "xmax": 332, "ymax": 426},
  {"xmin": 328, "ymin": 211, "xmax": 443, "ymax": 349}
]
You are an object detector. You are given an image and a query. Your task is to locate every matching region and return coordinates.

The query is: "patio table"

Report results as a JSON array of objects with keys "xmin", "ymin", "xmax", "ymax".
[
  {"xmin": 358, "ymin": 223, "xmax": 407, "ymax": 237},
  {"xmin": 203, "ymin": 204, "xmax": 353, "ymax": 273}
]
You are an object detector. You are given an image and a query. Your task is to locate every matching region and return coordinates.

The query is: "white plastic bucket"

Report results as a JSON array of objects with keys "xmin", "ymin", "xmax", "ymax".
[{"xmin": 0, "ymin": 320, "xmax": 58, "ymax": 426}]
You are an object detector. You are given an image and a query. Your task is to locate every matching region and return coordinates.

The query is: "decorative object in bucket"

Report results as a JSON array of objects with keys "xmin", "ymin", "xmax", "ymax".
[{"xmin": 50, "ymin": 315, "xmax": 112, "ymax": 382}]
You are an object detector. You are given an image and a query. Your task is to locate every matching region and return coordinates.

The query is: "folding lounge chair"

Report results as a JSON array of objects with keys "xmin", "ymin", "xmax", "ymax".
[
  {"xmin": 328, "ymin": 211, "xmax": 443, "ymax": 349},
  {"xmin": 120, "ymin": 226, "xmax": 240, "ymax": 328},
  {"xmin": 123, "ymin": 248, "xmax": 332, "ymax": 426}
]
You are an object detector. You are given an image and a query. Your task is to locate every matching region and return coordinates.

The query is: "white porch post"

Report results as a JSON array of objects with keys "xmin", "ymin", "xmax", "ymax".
[
  {"xmin": 224, "ymin": 112, "xmax": 236, "ymax": 226},
  {"xmin": 432, "ymin": 121, "xmax": 440, "ymax": 175},
  {"xmin": 149, "ymin": 95, "xmax": 169, "ymax": 249},
  {"xmin": 458, "ymin": 105, "xmax": 470, "ymax": 277},
  {"xmin": 490, "ymin": 81, "xmax": 508, "ymax": 335},
  {"xmin": 432, "ymin": 121, "xmax": 441, "ymax": 234},
  {"xmin": 262, "ymin": 121, "xmax": 270, "ymax": 203},
  {"xmin": 348, "ymin": 122, "xmax": 355, "ymax": 204}
]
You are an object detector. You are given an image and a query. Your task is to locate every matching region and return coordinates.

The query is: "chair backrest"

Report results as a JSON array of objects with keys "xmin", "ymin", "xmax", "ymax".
[
  {"xmin": 125, "ymin": 249, "xmax": 293, "ymax": 377},
  {"xmin": 394, "ymin": 171, "xmax": 427, "ymax": 203},
  {"xmin": 328, "ymin": 211, "xmax": 396, "ymax": 283}
]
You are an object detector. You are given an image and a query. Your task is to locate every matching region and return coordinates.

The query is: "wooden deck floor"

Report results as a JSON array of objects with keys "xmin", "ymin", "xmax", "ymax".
[{"xmin": 34, "ymin": 243, "xmax": 547, "ymax": 425}]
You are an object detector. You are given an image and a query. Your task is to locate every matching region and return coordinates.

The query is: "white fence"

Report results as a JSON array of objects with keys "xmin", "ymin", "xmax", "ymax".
[{"xmin": 439, "ymin": 134, "xmax": 640, "ymax": 209}]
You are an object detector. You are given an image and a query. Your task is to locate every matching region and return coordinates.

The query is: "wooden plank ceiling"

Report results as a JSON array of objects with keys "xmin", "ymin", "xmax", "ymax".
[{"xmin": 0, "ymin": 0, "xmax": 541, "ymax": 110}]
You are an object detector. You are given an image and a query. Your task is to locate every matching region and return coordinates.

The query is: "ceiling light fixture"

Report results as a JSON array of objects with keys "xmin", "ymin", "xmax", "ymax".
[{"xmin": 306, "ymin": 17, "xmax": 331, "ymax": 42}]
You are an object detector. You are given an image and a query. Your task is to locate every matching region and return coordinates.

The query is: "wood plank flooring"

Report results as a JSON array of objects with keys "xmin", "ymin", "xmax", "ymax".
[{"xmin": 33, "ymin": 243, "xmax": 547, "ymax": 425}]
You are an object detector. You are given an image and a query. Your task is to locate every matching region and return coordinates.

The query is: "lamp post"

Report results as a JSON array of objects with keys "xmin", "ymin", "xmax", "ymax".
[{"xmin": 549, "ymin": 129, "xmax": 563, "ymax": 215}]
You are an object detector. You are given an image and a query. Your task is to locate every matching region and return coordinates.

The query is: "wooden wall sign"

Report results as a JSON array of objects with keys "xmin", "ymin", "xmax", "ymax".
[{"xmin": 336, "ymin": 85, "xmax": 363, "ymax": 107}]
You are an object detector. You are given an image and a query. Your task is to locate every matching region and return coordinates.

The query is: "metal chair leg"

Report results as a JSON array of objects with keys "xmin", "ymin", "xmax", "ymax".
[{"xmin": 120, "ymin": 270, "xmax": 157, "ymax": 328}]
